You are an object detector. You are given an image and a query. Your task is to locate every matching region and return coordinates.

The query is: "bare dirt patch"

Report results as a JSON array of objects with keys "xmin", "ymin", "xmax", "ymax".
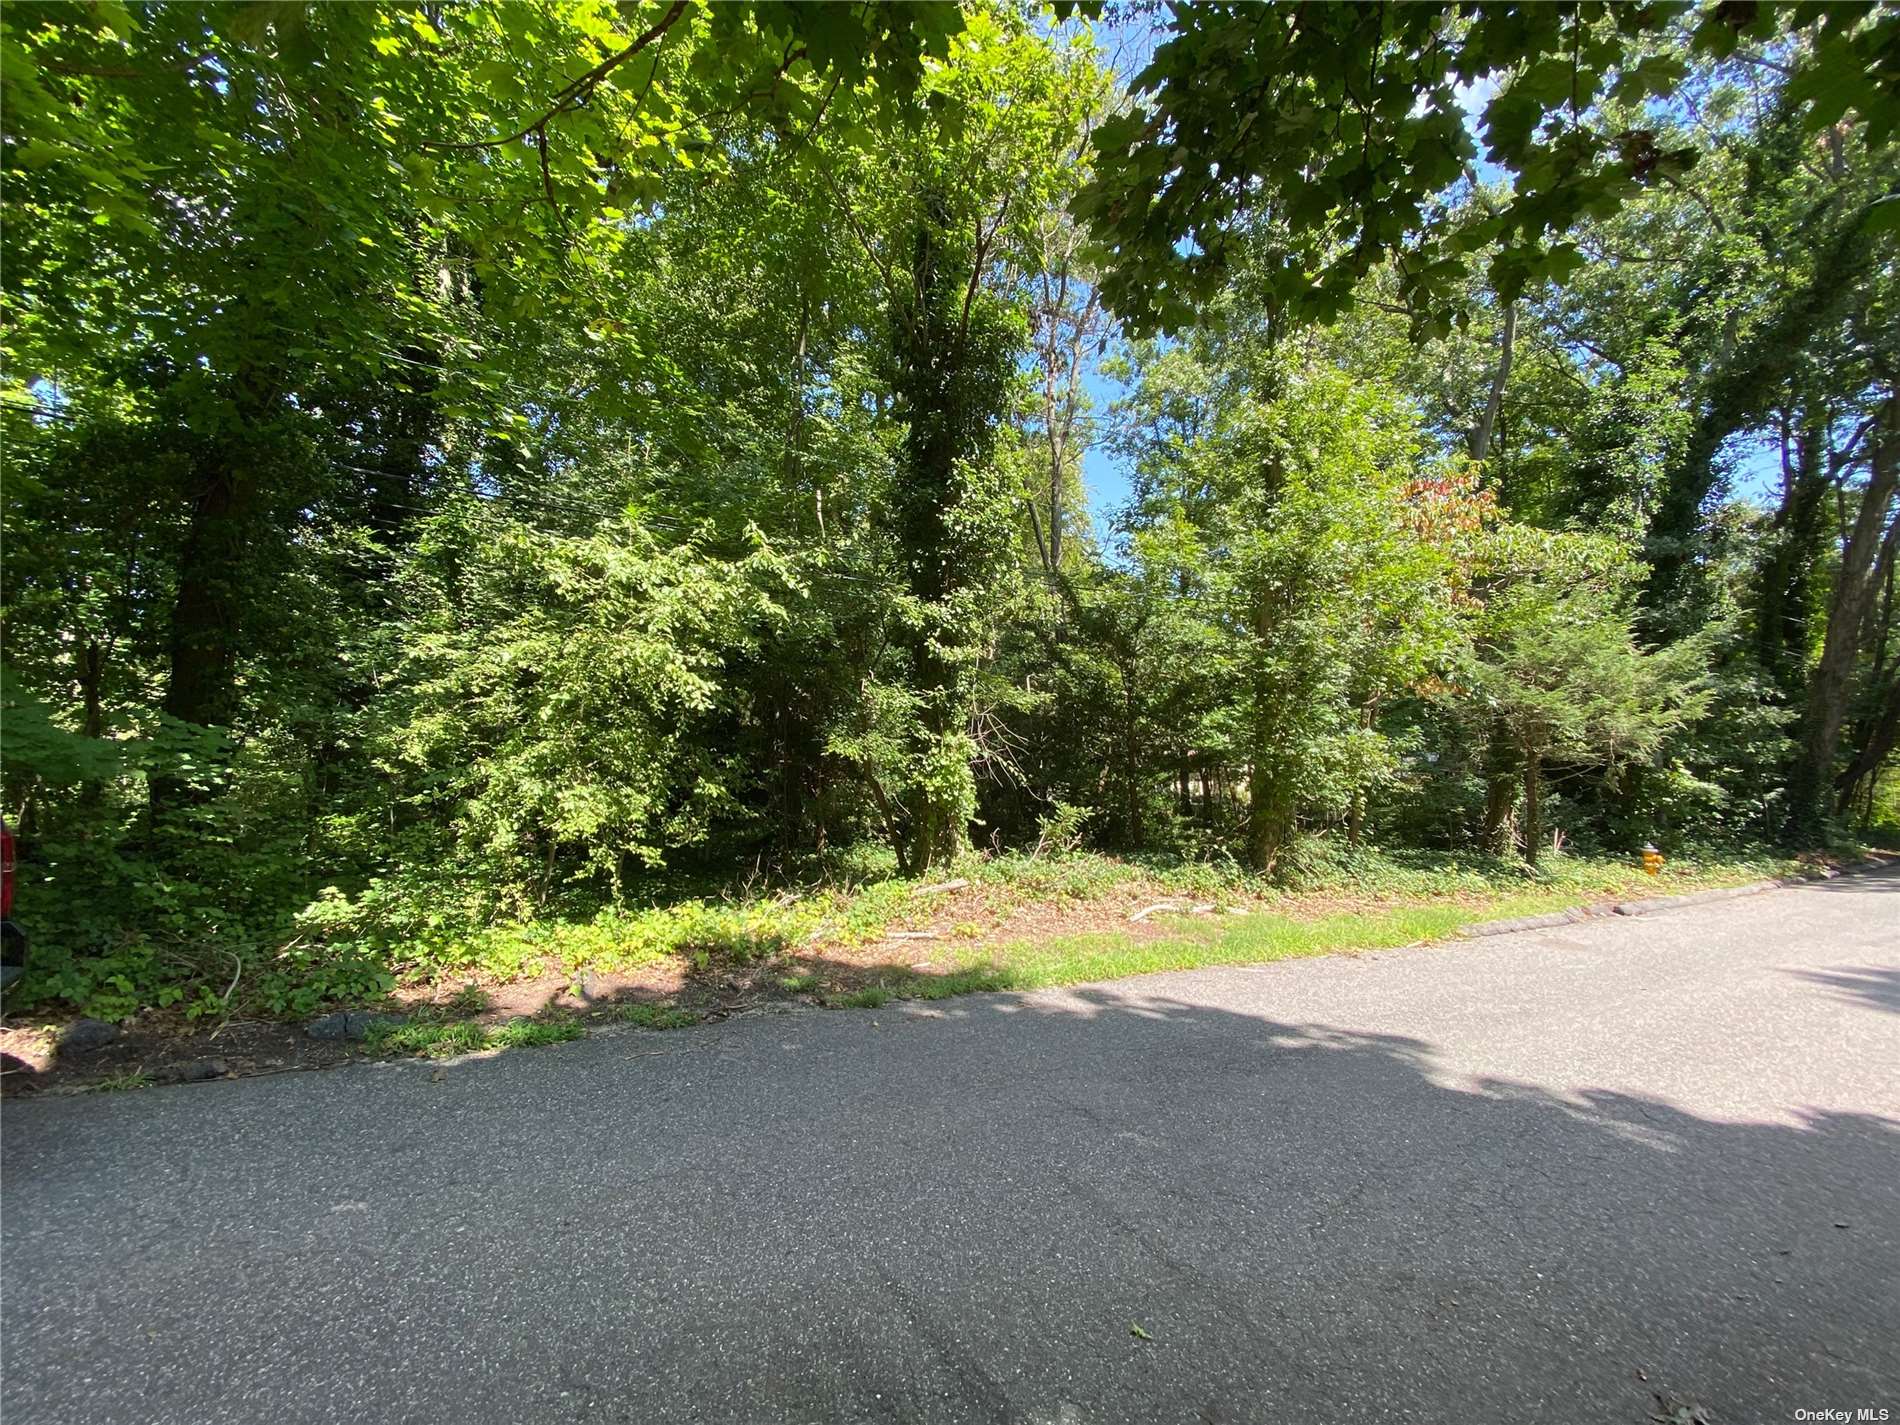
[{"xmin": 2, "ymin": 1014, "xmax": 365, "ymax": 1096}]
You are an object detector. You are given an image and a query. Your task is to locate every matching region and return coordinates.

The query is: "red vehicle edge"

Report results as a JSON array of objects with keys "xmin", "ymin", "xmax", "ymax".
[{"xmin": 1, "ymin": 819, "xmax": 23, "ymax": 990}]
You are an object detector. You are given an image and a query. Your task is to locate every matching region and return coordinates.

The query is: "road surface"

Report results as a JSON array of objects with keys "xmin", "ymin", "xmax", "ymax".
[{"xmin": 4, "ymin": 869, "xmax": 1897, "ymax": 1424}]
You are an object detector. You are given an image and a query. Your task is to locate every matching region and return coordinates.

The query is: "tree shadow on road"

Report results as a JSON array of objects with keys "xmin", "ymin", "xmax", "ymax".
[{"xmin": 1786, "ymin": 964, "xmax": 1900, "ymax": 1015}]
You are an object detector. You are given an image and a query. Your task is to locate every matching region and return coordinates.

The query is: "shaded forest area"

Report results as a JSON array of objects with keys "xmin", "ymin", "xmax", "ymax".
[{"xmin": 3, "ymin": 1, "xmax": 1897, "ymax": 1020}]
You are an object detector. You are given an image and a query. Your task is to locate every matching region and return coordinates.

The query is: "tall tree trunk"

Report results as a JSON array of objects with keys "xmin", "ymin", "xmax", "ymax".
[
  {"xmin": 1521, "ymin": 743, "xmax": 1544, "ymax": 866},
  {"xmin": 74, "ymin": 637, "xmax": 108, "ymax": 811},
  {"xmin": 1245, "ymin": 353, "xmax": 1290, "ymax": 875},
  {"xmin": 1246, "ymin": 583, "xmax": 1292, "ymax": 872},
  {"xmin": 1644, "ymin": 217, "xmax": 1872, "ymax": 631},
  {"xmin": 1469, "ymin": 300, "xmax": 1515, "ymax": 463},
  {"xmin": 1480, "ymin": 722, "xmax": 1517, "ymax": 856},
  {"xmin": 1028, "ymin": 230, "xmax": 1100, "ymax": 576},
  {"xmin": 882, "ymin": 193, "xmax": 1010, "ymax": 873},
  {"xmin": 1837, "ymin": 671, "xmax": 1900, "ymax": 821},
  {"xmin": 1836, "ymin": 526, "xmax": 1899, "ymax": 817},
  {"xmin": 1755, "ymin": 416, "xmax": 1831, "ymax": 699},
  {"xmin": 1247, "ymin": 757, "xmax": 1296, "ymax": 875},
  {"xmin": 1047, "ymin": 423, "xmax": 1063, "ymax": 571},
  {"xmin": 1118, "ymin": 676, "xmax": 1141, "ymax": 847},
  {"xmin": 151, "ymin": 450, "xmax": 253, "ymax": 819},
  {"xmin": 163, "ymin": 456, "xmax": 247, "ymax": 731},
  {"xmin": 1786, "ymin": 395, "xmax": 1899, "ymax": 841}
]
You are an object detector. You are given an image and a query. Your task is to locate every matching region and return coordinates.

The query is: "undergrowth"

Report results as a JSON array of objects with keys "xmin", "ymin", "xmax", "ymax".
[{"xmin": 6, "ymin": 843, "xmax": 1816, "ymax": 1024}]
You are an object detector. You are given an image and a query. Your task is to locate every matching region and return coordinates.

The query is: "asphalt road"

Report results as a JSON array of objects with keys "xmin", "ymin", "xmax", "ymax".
[{"xmin": 4, "ymin": 871, "xmax": 1897, "ymax": 1425}]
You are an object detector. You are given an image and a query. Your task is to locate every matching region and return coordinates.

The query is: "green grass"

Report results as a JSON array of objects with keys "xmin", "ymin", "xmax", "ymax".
[
  {"xmin": 358, "ymin": 849, "xmax": 1805, "ymax": 1036},
  {"xmin": 813, "ymin": 853, "xmax": 1803, "ymax": 1013},
  {"xmin": 990, "ymin": 903, "xmax": 1481, "ymax": 985},
  {"xmin": 826, "ymin": 986, "xmax": 894, "ymax": 1009},
  {"xmin": 488, "ymin": 1018, "xmax": 586, "ymax": 1050},
  {"xmin": 379, "ymin": 845, "xmax": 1799, "ymax": 1001},
  {"xmin": 402, "ymin": 885, "xmax": 909, "ymax": 984},
  {"xmin": 616, "ymin": 1003, "xmax": 701, "ymax": 1030},
  {"xmin": 367, "ymin": 1016, "xmax": 586, "ymax": 1058},
  {"xmin": 830, "ymin": 904, "xmax": 1468, "ymax": 1007},
  {"xmin": 305, "ymin": 847, "xmax": 1813, "ymax": 1041},
  {"xmin": 90, "ymin": 1070, "xmax": 153, "ymax": 1093}
]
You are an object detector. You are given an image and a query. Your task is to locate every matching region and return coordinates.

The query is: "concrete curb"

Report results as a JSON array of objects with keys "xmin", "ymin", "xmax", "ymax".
[
  {"xmin": 1457, "ymin": 854, "xmax": 1893, "ymax": 940},
  {"xmin": 1458, "ymin": 908, "xmax": 1594, "ymax": 938},
  {"xmin": 1609, "ymin": 880, "xmax": 1781, "ymax": 916}
]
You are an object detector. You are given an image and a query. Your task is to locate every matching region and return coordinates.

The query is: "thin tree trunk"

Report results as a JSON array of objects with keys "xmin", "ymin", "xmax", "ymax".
[
  {"xmin": 1787, "ymin": 395, "xmax": 1899, "ymax": 841},
  {"xmin": 1521, "ymin": 744, "xmax": 1543, "ymax": 866},
  {"xmin": 1837, "ymin": 672, "xmax": 1900, "ymax": 820},
  {"xmin": 74, "ymin": 638, "xmax": 108, "ymax": 810},
  {"xmin": 1756, "ymin": 416, "xmax": 1831, "ymax": 699},
  {"xmin": 1836, "ymin": 521, "xmax": 1900, "ymax": 817},
  {"xmin": 1026, "ymin": 497, "xmax": 1052, "ymax": 575},
  {"xmin": 1644, "ymin": 216, "xmax": 1873, "ymax": 629},
  {"xmin": 1246, "ymin": 584, "xmax": 1291, "ymax": 872},
  {"xmin": 1047, "ymin": 426, "xmax": 1063, "ymax": 570},
  {"xmin": 1245, "ymin": 359, "xmax": 1289, "ymax": 873},
  {"xmin": 76, "ymin": 640, "xmax": 106, "ymax": 741},
  {"xmin": 1470, "ymin": 300, "xmax": 1516, "ymax": 462}
]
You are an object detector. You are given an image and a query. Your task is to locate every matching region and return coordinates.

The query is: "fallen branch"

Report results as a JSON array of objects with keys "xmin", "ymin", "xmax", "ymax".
[
  {"xmin": 886, "ymin": 930, "xmax": 940, "ymax": 941},
  {"xmin": 1129, "ymin": 901, "xmax": 1215, "ymax": 923},
  {"xmin": 1129, "ymin": 901, "xmax": 1184, "ymax": 923},
  {"xmin": 911, "ymin": 878, "xmax": 970, "ymax": 897},
  {"xmin": 220, "ymin": 949, "xmax": 244, "ymax": 1004}
]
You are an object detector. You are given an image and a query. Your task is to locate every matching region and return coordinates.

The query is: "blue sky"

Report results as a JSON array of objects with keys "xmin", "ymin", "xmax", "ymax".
[
  {"xmin": 1078, "ymin": 366, "xmax": 1132, "ymax": 532},
  {"xmin": 1068, "ymin": 35, "xmax": 1507, "ymax": 538},
  {"xmin": 1069, "ymin": 7, "xmax": 1158, "ymax": 535},
  {"xmin": 1063, "ymin": 29, "xmax": 1788, "ymax": 541}
]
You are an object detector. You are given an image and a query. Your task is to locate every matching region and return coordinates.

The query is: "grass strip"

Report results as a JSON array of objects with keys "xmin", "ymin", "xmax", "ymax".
[
  {"xmin": 822, "ymin": 867, "xmax": 1794, "ymax": 1009},
  {"xmin": 368, "ymin": 1016, "xmax": 585, "ymax": 1059}
]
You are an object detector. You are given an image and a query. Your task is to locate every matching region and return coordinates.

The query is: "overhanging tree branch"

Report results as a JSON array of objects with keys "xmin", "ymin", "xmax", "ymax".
[{"xmin": 421, "ymin": 0, "xmax": 692, "ymax": 153}]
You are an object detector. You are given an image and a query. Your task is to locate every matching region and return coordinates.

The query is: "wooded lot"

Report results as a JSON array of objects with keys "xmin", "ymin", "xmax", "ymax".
[{"xmin": 3, "ymin": 0, "xmax": 1896, "ymax": 1020}]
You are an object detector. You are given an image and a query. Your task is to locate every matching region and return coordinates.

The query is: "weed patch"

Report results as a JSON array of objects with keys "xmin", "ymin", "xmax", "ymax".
[
  {"xmin": 444, "ymin": 984, "xmax": 491, "ymax": 1016},
  {"xmin": 616, "ymin": 1003, "xmax": 701, "ymax": 1030},
  {"xmin": 827, "ymin": 986, "xmax": 893, "ymax": 1010},
  {"xmin": 368, "ymin": 1016, "xmax": 585, "ymax": 1059},
  {"xmin": 90, "ymin": 1070, "xmax": 153, "ymax": 1093}
]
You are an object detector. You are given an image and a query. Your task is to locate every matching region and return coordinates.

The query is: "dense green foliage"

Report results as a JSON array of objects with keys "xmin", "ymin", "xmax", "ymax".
[{"xmin": 3, "ymin": 1, "xmax": 1896, "ymax": 1020}]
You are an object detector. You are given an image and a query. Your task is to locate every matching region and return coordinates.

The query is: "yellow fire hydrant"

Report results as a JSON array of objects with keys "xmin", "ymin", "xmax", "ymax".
[{"xmin": 1641, "ymin": 843, "xmax": 1664, "ymax": 877}]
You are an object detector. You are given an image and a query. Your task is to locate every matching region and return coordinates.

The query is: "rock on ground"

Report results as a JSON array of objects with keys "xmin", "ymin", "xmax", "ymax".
[{"xmin": 303, "ymin": 1011, "xmax": 404, "ymax": 1042}]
